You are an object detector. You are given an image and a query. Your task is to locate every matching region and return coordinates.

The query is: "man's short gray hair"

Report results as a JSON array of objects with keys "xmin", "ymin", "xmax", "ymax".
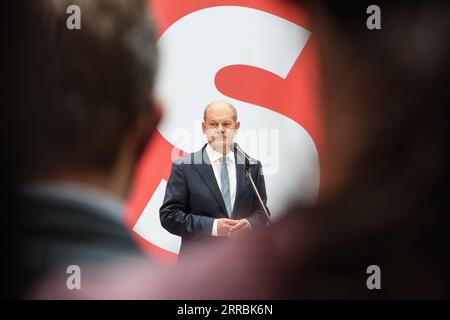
[{"xmin": 203, "ymin": 101, "xmax": 238, "ymax": 122}]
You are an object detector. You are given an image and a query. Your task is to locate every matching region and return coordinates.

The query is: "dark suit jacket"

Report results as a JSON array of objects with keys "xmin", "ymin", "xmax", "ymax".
[
  {"xmin": 160, "ymin": 144, "xmax": 269, "ymax": 257},
  {"xmin": 14, "ymin": 189, "xmax": 143, "ymax": 297}
]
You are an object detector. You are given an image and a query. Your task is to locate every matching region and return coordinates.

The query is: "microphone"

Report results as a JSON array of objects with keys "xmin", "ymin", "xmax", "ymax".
[{"xmin": 232, "ymin": 143, "xmax": 255, "ymax": 169}]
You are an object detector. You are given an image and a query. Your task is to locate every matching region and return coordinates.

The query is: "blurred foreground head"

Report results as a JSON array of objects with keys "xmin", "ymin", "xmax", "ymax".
[
  {"xmin": 304, "ymin": 1, "xmax": 449, "ymax": 200},
  {"xmin": 13, "ymin": 0, "xmax": 160, "ymax": 197},
  {"xmin": 3, "ymin": 0, "xmax": 160, "ymax": 299}
]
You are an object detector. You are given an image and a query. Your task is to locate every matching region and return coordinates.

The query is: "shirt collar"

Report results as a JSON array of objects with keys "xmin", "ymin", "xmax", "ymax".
[{"xmin": 205, "ymin": 143, "xmax": 235, "ymax": 164}]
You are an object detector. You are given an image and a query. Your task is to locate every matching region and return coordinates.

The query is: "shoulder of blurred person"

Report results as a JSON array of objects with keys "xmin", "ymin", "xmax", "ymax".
[{"xmin": 15, "ymin": 183, "xmax": 144, "ymax": 296}]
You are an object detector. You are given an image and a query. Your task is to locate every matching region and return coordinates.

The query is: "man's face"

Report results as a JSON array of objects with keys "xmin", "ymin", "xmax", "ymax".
[{"xmin": 202, "ymin": 103, "xmax": 240, "ymax": 154}]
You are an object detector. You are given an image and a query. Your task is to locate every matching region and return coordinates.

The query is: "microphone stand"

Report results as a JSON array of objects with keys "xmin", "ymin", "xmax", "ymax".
[{"xmin": 234, "ymin": 144, "xmax": 271, "ymax": 225}]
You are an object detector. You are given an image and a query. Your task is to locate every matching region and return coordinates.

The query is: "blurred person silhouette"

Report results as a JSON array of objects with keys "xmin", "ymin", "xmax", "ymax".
[
  {"xmin": 5, "ymin": 0, "xmax": 161, "ymax": 298},
  {"xmin": 31, "ymin": 0, "xmax": 449, "ymax": 299}
]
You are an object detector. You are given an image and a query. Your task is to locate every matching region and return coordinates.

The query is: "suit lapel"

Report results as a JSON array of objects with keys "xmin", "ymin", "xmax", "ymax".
[{"xmin": 193, "ymin": 145, "xmax": 228, "ymax": 216}]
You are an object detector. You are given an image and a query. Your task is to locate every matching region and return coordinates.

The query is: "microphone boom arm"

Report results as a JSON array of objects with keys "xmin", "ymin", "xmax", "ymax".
[{"xmin": 234, "ymin": 144, "xmax": 271, "ymax": 225}]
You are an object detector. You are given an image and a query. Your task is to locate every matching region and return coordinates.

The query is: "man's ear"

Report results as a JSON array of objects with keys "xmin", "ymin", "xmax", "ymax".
[{"xmin": 234, "ymin": 121, "xmax": 240, "ymax": 132}]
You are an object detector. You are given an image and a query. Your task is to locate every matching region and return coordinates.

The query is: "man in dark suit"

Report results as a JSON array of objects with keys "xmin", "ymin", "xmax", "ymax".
[
  {"xmin": 8, "ymin": 0, "xmax": 161, "ymax": 298},
  {"xmin": 160, "ymin": 100, "xmax": 269, "ymax": 258}
]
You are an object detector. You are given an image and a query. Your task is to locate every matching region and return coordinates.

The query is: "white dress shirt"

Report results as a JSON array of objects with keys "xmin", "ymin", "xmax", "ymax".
[
  {"xmin": 205, "ymin": 143, "xmax": 237, "ymax": 210},
  {"xmin": 205, "ymin": 144, "xmax": 246, "ymax": 236}
]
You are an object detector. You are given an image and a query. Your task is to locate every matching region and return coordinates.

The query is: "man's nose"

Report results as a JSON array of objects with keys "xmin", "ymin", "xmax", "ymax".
[{"xmin": 218, "ymin": 124, "xmax": 225, "ymax": 133}]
